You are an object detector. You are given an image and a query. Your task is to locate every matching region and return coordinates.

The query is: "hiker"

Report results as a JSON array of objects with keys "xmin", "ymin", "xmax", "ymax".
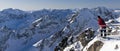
[{"xmin": 98, "ymin": 16, "xmax": 107, "ymax": 37}]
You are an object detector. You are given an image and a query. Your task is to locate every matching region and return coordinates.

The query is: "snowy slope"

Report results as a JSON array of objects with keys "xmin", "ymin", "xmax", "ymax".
[
  {"xmin": 64, "ymin": 41, "xmax": 83, "ymax": 51},
  {"xmin": 100, "ymin": 35, "xmax": 120, "ymax": 51},
  {"xmin": 0, "ymin": 7, "xmax": 119, "ymax": 51},
  {"xmin": 83, "ymin": 32, "xmax": 120, "ymax": 51},
  {"xmin": 67, "ymin": 18, "xmax": 120, "ymax": 51}
]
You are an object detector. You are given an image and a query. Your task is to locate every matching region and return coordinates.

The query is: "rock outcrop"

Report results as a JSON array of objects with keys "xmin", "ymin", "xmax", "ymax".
[{"xmin": 88, "ymin": 41, "xmax": 104, "ymax": 51}]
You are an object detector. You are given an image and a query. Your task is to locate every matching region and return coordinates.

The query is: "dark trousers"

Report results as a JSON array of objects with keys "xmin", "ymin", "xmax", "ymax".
[{"xmin": 100, "ymin": 27, "xmax": 106, "ymax": 37}]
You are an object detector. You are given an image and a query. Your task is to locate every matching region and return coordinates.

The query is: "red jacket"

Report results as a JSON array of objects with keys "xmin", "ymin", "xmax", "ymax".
[{"xmin": 98, "ymin": 17, "xmax": 106, "ymax": 28}]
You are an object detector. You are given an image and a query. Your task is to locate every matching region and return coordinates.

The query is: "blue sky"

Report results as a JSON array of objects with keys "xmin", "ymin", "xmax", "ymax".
[{"xmin": 0, "ymin": 0, "xmax": 120, "ymax": 10}]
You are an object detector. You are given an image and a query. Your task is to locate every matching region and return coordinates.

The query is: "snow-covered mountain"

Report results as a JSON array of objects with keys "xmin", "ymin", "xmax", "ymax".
[{"xmin": 0, "ymin": 7, "xmax": 119, "ymax": 51}]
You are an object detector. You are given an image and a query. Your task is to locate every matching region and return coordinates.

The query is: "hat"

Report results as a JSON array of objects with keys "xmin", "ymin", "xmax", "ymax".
[{"xmin": 98, "ymin": 16, "xmax": 101, "ymax": 18}]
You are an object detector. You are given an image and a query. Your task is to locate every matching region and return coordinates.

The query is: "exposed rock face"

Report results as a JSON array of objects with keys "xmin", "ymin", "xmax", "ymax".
[
  {"xmin": 115, "ymin": 44, "xmax": 119, "ymax": 50},
  {"xmin": 62, "ymin": 28, "xmax": 95, "ymax": 51},
  {"xmin": 77, "ymin": 28, "xmax": 95, "ymax": 47},
  {"xmin": 88, "ymin": 41, "xmax": 104, "ymax": 51},
  {"xmin": 54, "ymin": 36, "xmax": 69, "ymax": 51}
]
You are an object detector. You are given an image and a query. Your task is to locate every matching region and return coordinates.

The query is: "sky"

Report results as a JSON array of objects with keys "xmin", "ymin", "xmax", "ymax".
[{"xmin": 0, "ymin": 0, "xmax": 120, "ymax": 10}]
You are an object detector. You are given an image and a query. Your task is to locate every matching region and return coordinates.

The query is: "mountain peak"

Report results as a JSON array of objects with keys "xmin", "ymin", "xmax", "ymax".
[{"xmin": 1, "ymin": 8, "xmax": 26, "ymax": 15}]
